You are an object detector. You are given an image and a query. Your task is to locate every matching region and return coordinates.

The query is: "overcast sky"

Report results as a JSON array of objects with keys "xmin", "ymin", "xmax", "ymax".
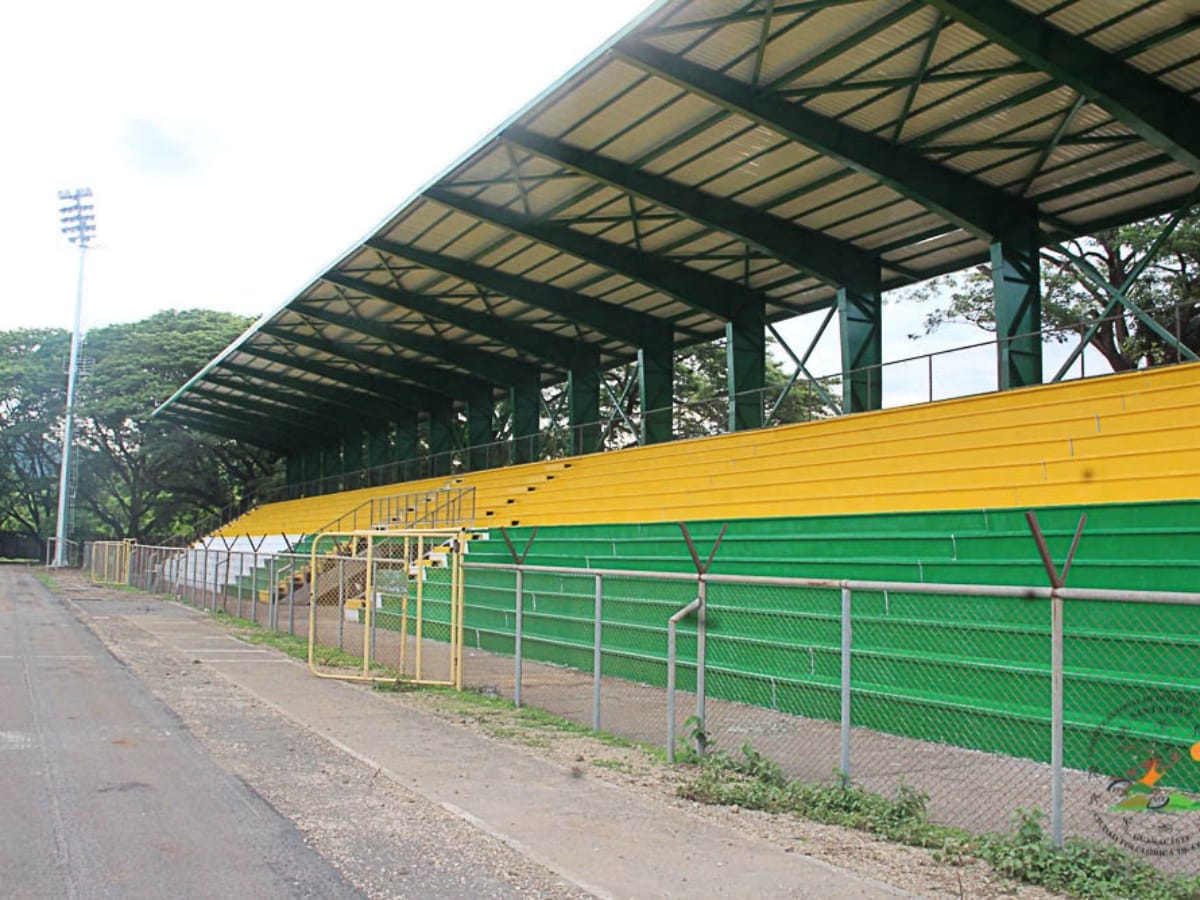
[
  {"xmin": 1, "ymin": 0, "xmax": 1101, "ymax": 407},
  {"xmin": 2, "ymin": 0, "xmax": 654, "ymax": 333}
]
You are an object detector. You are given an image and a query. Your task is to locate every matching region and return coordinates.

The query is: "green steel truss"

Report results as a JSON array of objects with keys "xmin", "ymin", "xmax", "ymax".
[{"xmin": 152, "ymin": 0, "xmax": 1200, "ymax": 485}]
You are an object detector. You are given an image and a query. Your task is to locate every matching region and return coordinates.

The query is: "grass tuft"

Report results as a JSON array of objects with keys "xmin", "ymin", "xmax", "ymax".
[{"xmin": 678, "ymin": 744, "xmax": 1200, "ymax": 899}]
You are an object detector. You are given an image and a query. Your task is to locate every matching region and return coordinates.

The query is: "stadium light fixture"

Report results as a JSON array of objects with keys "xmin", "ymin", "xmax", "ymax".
[{"xmin": 51, "ymin": 187, "xmax": 96, "ymax": 567}]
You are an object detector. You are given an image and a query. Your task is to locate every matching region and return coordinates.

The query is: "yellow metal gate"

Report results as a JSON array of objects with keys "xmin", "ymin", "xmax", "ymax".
[
  {"xmin": 306, "ymin": 529, "xmax": 465, "ymax": 688},
  {"xmin": 89, "ymin": 540, "xmax": 136, "ymax": 585}
]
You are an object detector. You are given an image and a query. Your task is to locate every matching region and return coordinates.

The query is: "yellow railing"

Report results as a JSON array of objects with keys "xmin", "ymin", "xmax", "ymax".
[
  {"xmin": 307, "ymin": 528, "xmax": 466, "ymax": 689},
  {"xmin": 89, "ymin": 539, "xmax": 137, "ymax": 585}
]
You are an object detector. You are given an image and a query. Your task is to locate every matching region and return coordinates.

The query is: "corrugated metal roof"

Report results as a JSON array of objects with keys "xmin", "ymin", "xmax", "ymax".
[{"xmin": 157, "ymin": 0, "xmax": 1200, "ymax": 446}]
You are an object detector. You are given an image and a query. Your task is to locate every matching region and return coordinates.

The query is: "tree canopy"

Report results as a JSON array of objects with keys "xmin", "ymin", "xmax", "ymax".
[
  {"xmin": 912, "ymin": 212, "xmax": 1200, "ymax": 372},
  {"xmin": 0, "ymin": 309, "xmax": 281, "ymax": 547}
]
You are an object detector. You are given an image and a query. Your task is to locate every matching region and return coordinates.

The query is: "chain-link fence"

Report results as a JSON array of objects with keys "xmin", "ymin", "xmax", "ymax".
[
  {"xmin": 87, "ymin": 537, "xmax": 1200, "ymax": 871},
  {"xmin": 461, "ymin": 561, "xmax": 1200, "ymax": 874}
]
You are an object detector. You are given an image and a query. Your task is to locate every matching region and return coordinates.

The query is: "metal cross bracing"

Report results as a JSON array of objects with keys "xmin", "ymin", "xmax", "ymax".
[{"xmin": 155, "ymin": 0, "xmax": 1200, "ymax": 491}]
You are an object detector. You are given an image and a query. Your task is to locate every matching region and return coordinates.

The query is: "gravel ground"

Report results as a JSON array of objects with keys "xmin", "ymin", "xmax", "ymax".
[{"xmin": 49, "ymin": 570, "xmax": 1059, "ymax": 899}]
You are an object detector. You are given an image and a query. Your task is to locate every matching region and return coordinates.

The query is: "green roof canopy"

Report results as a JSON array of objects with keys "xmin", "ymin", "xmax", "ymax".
[{"xmin": 157, "ymin": 0, "xmax": 1200, "ymax": 447}]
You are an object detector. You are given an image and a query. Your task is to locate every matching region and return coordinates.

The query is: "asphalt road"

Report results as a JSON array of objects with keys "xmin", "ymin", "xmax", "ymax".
[{"xmin": 0, "ymin": 566, "xmax": 359, "ymax": 899}]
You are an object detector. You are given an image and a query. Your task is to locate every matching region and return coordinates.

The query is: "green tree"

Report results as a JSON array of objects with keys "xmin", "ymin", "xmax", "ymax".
[
  {"xmin": 912, "ymin": 213, "xmax": 1200, "ymax": 371},
  {"xmin": 72, "ymin": 309, "xmax": 281, "ymax": 542},
  {"xmin": 671, "ymin": 337, "xmax": 837, "ymax": 441},
  {"xmin": 0, "ymin": 328, "xmax": 71, "ymax": 540}
]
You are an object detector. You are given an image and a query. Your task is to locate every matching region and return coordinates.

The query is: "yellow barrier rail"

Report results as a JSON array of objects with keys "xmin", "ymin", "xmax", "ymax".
[
  {"xmin": 307, "ymin": 528, "xmax": 466, "ymax": 689},
  {"xmin": 89, "ymin": 539, "xmax": 136, "ymax": 585}
]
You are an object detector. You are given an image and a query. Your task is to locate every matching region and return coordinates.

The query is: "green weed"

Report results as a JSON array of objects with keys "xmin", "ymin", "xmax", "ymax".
[{"xmin": 679, "ymin": 746, "xmax": 1200, "ymax": 899}]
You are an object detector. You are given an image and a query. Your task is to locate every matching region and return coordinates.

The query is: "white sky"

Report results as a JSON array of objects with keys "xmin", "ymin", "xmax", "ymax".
[
  {"xmin": 0, "ymin": 0, "xmax": 1105, "ymax": 408},
  {"xmin": 1, "ymin": 0, "xmax": 654, "ymax": 332}
]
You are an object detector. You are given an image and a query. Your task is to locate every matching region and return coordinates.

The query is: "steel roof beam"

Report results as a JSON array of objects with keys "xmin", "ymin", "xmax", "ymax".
[
  {"xmin": 157, "ymin": 408, "xmax": 290, "ymax": 452},
  {"xmin": 163, "ymin": 402, "xmax": 302, "ymax": 449},
  {"xmin": 503, "ymin": 125, "xmax": 880, "ymax": 294},
  {"xmin": 424, "ymin": 186, "xmax": 759, "ymax": 319},
  {"xmin": 365, "ymin": 237, "xmax": 673, "ymax": 350},
  {"xmin": 181, "ymin": 384, "xmax": 362, "ymax": 433},
  {"xmin": 612, "ymin": 40, "xmax": 1038, "ymax": 239},
  {"xmin": 208, "ymin": 365, "xmax": 417, "ymax": 424},
  {"xmin": 234, "ymin": 342, "xmax": 445, "ymax": 409},
  {"xmin": 289, "ymin": 301, "xmax": 541, "ymax": 387},
  {"xmin": 172, "ymin": 395, "xmax": 301, "ymax": 431},
  {"xmin": 927, "ymin": 0, "xmax": 1200, "ymax": 174},
  {"xmin": 259, "ymin": 322, "xmax": 487, "ymax": 399},
  {"xmin": 321, "ymin": 272, "xmax": 588, "ymax": 371}
]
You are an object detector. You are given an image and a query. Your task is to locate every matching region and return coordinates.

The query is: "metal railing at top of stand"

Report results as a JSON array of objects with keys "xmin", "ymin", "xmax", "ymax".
[{"xmin": 254, "ymin": 297, "xmax": 1200, "ymax": 510}]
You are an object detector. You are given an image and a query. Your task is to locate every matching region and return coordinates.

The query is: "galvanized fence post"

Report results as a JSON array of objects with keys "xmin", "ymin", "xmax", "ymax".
[
  {"xmin": 337, "ymin": 557, "xmax": 345, "ymax": 650},
  {"xmin": 514, "ymin": 567, "xmax": 524, "ymax": 709},
  {"xmin": 499, "ymin": 527, "xmax": 537, "ymax": 709},
  {"xmin": 202, "ymin": 544, "xmax": 211, "ymax": 610},
  {"xmin": 251, "ymin": 548, "xmax": 259, "ymax": 625},
  {"xmin": 666, "ymin": 595, "xmax": 703, "ymax": 764},
  {"xmin": 1051, "ymin": 589, "xmax": 1065, "ymax": 847},
  {"xmin": 267, "ymin": 556, "xmax": 276, "ymax": 631},
  {"xmin": 677, "ymin": 522, "xmax": 725, "ymax": 757},
  {"xmin": 593, "ymin": 572, "xmax": 603, "ymax": 732},
  {"xmin": 1025, "ymin": 509, "xmax": 1083, "ymax": 850},
  {"xmin": 696, "ymin": 576, "xmax": 707, "ymax": 751},
  {"xmin": 287, "ymin": 558, "xmax": 296, "ymax": 636},
  {"xmin": 236, "ymin": 551, "xmax": 244, "ymax": 620},
  {"xmin": 840, "ymin": 584, "xmax": 852, "ymax": 782},
  {"xmin": 667, "ymin": 605, "xmax": 678, "ymax": 763}
]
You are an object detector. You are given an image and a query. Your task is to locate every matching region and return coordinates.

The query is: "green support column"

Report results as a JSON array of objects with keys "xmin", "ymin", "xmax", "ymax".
[
  {"xmin": 301, "ymin": 447, "xmax": 321, "ymax": 497},
  {"xmin": 367, "ymin": 428, "xmax": 390, "ymax": 486},
  {"xmin": 428, "ymin": 402, "xmax": 455, "ymax": 477},
  {"xmin": 320, "ymin": 442, "xmax": 341, "ymax": 495},
  {"xmin": 467, "ymin": 388, "xmax": 495, "ymax": 471},
  {"xmin": 510, "ymin": 373, "xmax": 540, "ymax": 465},
  {"xmin": 993, "ymin": 222, "xmax": 1043, "ymax": 389},
  {"xmin": 639, "ymin": 327, "xmax": 674, "ymax": 445},
  {"xmin": 838, "ymin": 270, "xmax": 883, "ymax": 413},
  {"xmin": 341, "ymin": 432, "xmax": 364, "ymax": 490},
  {"xmin": 727, "ymin": 302, "xmax": 765, "ymax": 432},
  {"xmin": 569, "ymin": 366, "xmax": 600, "ymax": 455},
  {"xmin": 285, "ymin": 454, "xmax": 301, "ymax": 500},
  {"xmin": 392, "ymin": 412, "xmax": 418, "ymax": 482}
]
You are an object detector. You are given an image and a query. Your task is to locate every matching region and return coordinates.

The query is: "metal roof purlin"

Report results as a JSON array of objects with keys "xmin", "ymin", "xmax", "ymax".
[
  {"xmin": 364, "ymin": 237, "xmax": 674, "ymax": 349},
  {"xmin": 165, "ymin": 400, "xmax": 306, "ymax": 446},
  {"xmin": 238, "ymin": 342, "xmax": 446, "ymax": 408},
  {"xmin": 425, "ymin": 186, "xmax": 753, "ymax": 319},
  {"xmin": 158, "ymin": 410, "xmax": 291, "ymax": 452},
  {"xmin": 502, "ymin": 125, "xmax": 881, "ymax": 293},
  {"xmin": 183, "ymin": 382, "xmax": 364, "ymax": 429},
  {"xmin": 612, "ymin": 39, "xmax": 1038, "ymax": 240},
  {"xmin": 926, "ymin": 0, "xmax": 1200, "ymax": 174},
  {"xmin": 212, "ymin": 363, "xmax": 422, "ymax": 419},
  {"xmin": 188, "ymin": 381, "xmax": 391, "ymax": 435},
  {"xmin": 290, "ymin": 300, "xmax": 541, "ymax": 387},
  {"xmin": 321, "ymin": 272, "xmax": 589, "ymax": 371},
  {"xmin": 258, "ymin": 322, "xmax": 488, "ymax": 399}
]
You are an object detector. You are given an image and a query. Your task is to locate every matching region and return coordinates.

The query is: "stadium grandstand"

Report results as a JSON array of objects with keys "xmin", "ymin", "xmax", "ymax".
[
  {"xmin": 144, "ymin": 0, "xmax": 1200, "ymax": 841},
  {"xmin": 156, "ymin": 0, "xmax": 1199, "ymax": 584}
]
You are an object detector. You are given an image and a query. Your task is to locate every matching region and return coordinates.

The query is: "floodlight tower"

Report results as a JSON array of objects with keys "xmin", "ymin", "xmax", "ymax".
[{"xmin": 51, "ymin": 188, "xmax": 96, "ymax": 567}]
